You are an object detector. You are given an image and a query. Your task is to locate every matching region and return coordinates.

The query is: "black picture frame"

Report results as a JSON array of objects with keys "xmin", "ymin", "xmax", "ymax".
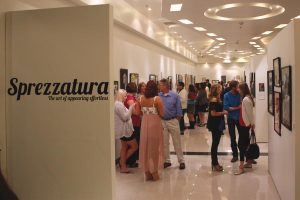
[
  {"xmin": 267, "ymin": 70, "xmax": 274, "ymax": 115},
  {"xmin": 114, "ymin": 81, "xmax": 118, "ymax": 95},
  {"xmin": 250, "ymin": 72, "xmax": 256, "ymax": 98},
  {"xmin": 273, "ymin": 57, "xmax": 281, "ymax": 87},
  {"xmin": 274, "ymin": 91, "xmax": 281, "ymax": 136},
  {"xmin": 129, "ymin": 73, "xmax": 139, "ymax": 85},
  {"xmin": 221, "ymin": 75, "xmax": 226, "ymax": 84},
  {"xmin": 281, "ymin": 65, "xmax": 292, "ymax": 130},
  {"xmin": 176, "ymin": 74, "xmax": 183, "ymax": 83},
  {"xmin": 120, "ymin": 68, "xmax": 128, "ymax": 89},
  {"xmin": 149, "ymin": 74, "xmax": 157, "ymax": 82},
  {"xmin": 167, "ymin": 76, "xmax": 173, "ymax": 90}
]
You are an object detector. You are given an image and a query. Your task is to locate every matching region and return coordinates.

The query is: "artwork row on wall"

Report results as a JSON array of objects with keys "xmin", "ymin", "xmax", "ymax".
[{"xmin": 267, "ymin": 57, "xmax": 292, "ymax": 136}]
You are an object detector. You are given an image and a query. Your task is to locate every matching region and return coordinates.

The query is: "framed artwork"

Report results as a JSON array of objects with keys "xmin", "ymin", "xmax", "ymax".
[
  {"xmin": 193, "ymin": 76, "xmax": 196, "ymax": 85},
  {"xmin": 274, "ymin": 91, "xmax": 281, "ymax": 136},
  {"xmin": 259, "ymin": 83, "xmax": 265, "ymax": 92},
  {"xmin": 129, "ymin": 73, "xmax": 139, "ymax": 85},
  {"xmin": 250, "ymin": 72, "xmax": 256, "ymax": 98},
  {"xmin": 176, "ymin": 74, "xmax": 183, "ymax": 83},
  {"xmin": 267, "ymin": 70, "xmax": 274, "ymax": 115},
  {"xmin": 185, "ymin": 74, "xmax": 192, "ymax": 87},
  {"xmin": 221, "ymin": 75, "xmax": 226, "ymax": 83},
  {"xmin": 281, "ymin": 65, "xmax": 292, "ymax": 130},
  {"xmin": 273, "ymin": 57, "xmax": 281, "ymax": 87},
  {"xmin": 114, "ymin": 81, "xmax": 118, "ymax": 95},
  {"xmin": 167, "ymin": 76, "xmax": 173, "ymax": 90},
  {"xmin": 212, "ymin": 80, "xmax": 219, "ymax": 84},
  {"xmin": 149, "ymin": 74, "xmax": 157, "ymax": 81},
  {"xmin": 120, "ymin": 68, "xmax": 128, "ymax": 89}
]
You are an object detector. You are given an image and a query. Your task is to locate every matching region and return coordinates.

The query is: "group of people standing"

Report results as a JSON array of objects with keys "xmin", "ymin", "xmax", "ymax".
[
  {"xmin": 114, "ymin": 79, "xmax": 185, "ymax": 181},
  {"xmin": 115, "ymin": 78, "xmax": 255, "ymax": 182}
]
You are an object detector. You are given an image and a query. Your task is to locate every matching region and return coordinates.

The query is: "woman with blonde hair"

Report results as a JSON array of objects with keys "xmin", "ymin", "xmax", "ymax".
[
  {"xmin": 114, "ymin": 89, "xmax": 138, "ymax": 173},
  {"xmin": 206, "ymin": 84, "xmax": 228, "ymax": 171},
  {"xmin": 235, "ymin": 83, "xmax": 255, "ymax": 175}
]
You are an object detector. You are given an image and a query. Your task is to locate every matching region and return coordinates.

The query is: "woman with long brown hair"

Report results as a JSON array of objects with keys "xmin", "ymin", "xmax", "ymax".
[
  {"xmin": 206, "ymin": 84, "xmax": 228, "ymax": 171},
  {"xmin": 235, "ymin": 83, "xmax": 255, "ymax": 175}
]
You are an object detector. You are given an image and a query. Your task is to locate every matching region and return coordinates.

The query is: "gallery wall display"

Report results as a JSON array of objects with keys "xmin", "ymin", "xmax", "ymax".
[
  {"xmin": 114, "ymin": 81, "xmax": 118, "ymax": 95},
  {"xmin": 267, "ymin": 70, "xmax": 274, "ymax": 115},
  {"xmin": 259, "ymin": 83, "xmax": 265, "ymax": 92},
  {"xmin": 281, "ymin": 65, "xmax": 292, "ymax": 130},
  {"xmin": 149, "ymin": 74, "xmax": 157, "ymax": 82},
  {"xmin": 167, "ymin": 76, "xmax": 173, "ymax": 90},
  {"xmin": 176, "ymin": 74, "xmax": 183, "ymax": 83},
  {"xmin": 212, "ymin": 80, "xmax": 219, "ymax": 84},
  {"xmin": 273, "ymin": 57, "xmax": 281, "ymax": 87},
  {"xmin": 274, "ymin": 91, "xmax": 281, "ymax": 136},
  {"xmin": 120, "ymin": 68, "xmax": 128, "ymax": 89},
  {"xmin": 185, "ymin": 74, "xmax": 193, "ymax": 87},
  {"xmin": 250, "ymin": 72, "xmax": 256, "ymax": 98},
  {"xmin": 221, "ymin": 75, "xmax": 226, "ymax": 83},
  {"xmin": 129, "ymin": 73, "xmax": 139, "ymax": 85}
]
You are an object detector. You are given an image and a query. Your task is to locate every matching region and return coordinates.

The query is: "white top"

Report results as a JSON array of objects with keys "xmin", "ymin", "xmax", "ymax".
[
  {"xmin": 178, "ymin": 89, "xmax": 187, "ymax": 109},
  {"xmin": 114, "ymin": 101, "xmax": 134, "ymax": 139},
  {"xmin": 242, "ymin": 96, "xmax": 255, "ymax": 127}
]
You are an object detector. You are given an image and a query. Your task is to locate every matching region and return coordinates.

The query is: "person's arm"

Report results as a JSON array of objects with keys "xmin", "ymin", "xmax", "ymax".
[
  {"xmin": 179, "ymin": 90, "xmax": 187, "ymax": 107},
  {"xmin": 127, "ymin": 99, "xmax": 139, "ymax": 115},
  {"xmin": 243, "ymin": 98, "xmax": 255, "ymax": 128},
  {"xmin": 176, "ymin": 94, "xmax": 183, "ymax": 119},
  {"xmin": 115, "ymin": 102, "xmax": 134, "ymax": 122},
  {"xmin": 155, "ymin": 97, "xmax": 164, "ymax": 118},
  {"xmin": 211, "ymin": 101, "xmax": 228, "ymax": 116}
]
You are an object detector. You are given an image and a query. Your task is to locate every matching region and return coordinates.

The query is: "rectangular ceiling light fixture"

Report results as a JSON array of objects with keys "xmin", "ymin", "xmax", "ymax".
[
  {"xmin": 216, "ymin": 37, "xmax": 225, "ymax": 41},
  {"xmin": 213, "ymin": 46, "xmax": 220, "ymax": 49},
  {"xmin": 254, "ymin": 45, "xmax": 261, "ymax": 48},
  {"xmin": 252, "ymin": 36, "xmax": 261, "ymax": 40},
  {"xmin": 292, "ymin": 15, "xmax": 300, "ymax": 20},
  {"xmin": 178, "ymin": 19, "xmax": 193, "ymax": 24},
  {"xmin": 206, "ymin": 33, "xmax": 217, "ymax": 37},
  {"xmin": 170, "ymin": 4, "xmax": 183, "ymax": 12},
  {"xmin": 275, "ymin": 24, "xmax": 287, "ymax": 29},
  {"xmin": 249, "ymin": 42, "xmax": 256, "ymax": 44},
  {"xmin": 262, "ymin": 31, "xmax": 273, "ymax": 35},
  {"xmin": 194, "ymin": 27, "xmax": 207, "ymax": 31},
  {"xmin": 219, "ymin": 43, "xmax": 226, "ymax": 46}
]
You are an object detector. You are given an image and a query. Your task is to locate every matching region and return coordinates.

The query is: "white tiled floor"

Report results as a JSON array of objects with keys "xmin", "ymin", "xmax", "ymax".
[{"xmin": 116, "ymin": 126, "xmax": 279, "ymax": 200}]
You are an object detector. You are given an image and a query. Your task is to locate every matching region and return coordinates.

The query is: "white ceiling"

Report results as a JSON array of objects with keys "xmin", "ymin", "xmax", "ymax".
[{"xmin": 123, "ymin": 0, "xmax": 300, "ymax": 63}]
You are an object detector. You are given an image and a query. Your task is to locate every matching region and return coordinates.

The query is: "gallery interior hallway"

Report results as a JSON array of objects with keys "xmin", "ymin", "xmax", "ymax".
[{"xmin": 116, "ymin": 124, "xmax": 280, "ymax": 200}]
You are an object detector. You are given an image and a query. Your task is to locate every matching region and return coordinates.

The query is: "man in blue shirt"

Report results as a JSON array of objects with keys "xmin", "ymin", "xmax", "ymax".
[
  {"xmin": 159, "ymin": 79, "xmax": 185, "ymax": 170},
  {"xmin": 223, "ymin": 80, "xmax": 241, "ymax": 163}
]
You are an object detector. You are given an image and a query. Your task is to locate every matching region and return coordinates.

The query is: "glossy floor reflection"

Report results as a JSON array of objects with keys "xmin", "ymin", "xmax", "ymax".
[{"xmin": 116, "ymin": 126, "xmax": 279, "ymax": 200}]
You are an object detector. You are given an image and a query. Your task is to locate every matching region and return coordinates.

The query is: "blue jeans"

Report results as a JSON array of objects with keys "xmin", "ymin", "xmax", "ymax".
[{"xmin": 227, "ymin": 118, "xmax": 241, "ymax": 157}]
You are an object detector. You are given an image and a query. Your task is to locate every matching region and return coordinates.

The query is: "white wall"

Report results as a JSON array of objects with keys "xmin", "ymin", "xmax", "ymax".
[
  {"xmin": 244, "ymin": 55, "xmax": 268, "ymax": 142},
  {"xmin": 267, "ymin": 21, "xmax": 296, "ymax": 200}
]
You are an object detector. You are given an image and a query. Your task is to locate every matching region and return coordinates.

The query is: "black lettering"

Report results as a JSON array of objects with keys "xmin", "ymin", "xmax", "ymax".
[
  {"xmin": 83, "ymin": 82, "xmax": 90, "ymax": 95},
  {"xmin": 97, "ymin": 82, "xmax": 109, "ymax": 95},
  {"xmin": 43, "ymin": 83, "xmax": 51, "ymax": 95},
  {"xmin": 53, "ymin": 83, "xmax": 61, "ymax": 95},
  {"xmin": 35, "ymin": 83, "xmax": 43, "ymax": 95},
  {"xmin": 71, "ymin": 79, "xmax": 78, "ymax": 95},
  {"xmin": 61, "ymin": 82, "xmax": 72, "ymax": 95},
  {"xmin": 17, "ymin": 83, "xmax": 28, "ymax": 100},
  {"xmin": 8, "ymin": 78, "xmax": 18, "ymax": 96},
  {"xmin": 27, "ymin": 83, "xmax": 36, "ymax": 95}
]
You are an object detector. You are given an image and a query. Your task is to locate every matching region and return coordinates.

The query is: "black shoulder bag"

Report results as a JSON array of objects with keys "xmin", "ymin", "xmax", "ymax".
[{"xmin": 245, "ymin": 129, "xmax": 260, "ymax": 160}]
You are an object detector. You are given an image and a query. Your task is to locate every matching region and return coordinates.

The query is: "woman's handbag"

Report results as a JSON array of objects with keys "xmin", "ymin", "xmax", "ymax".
[{"xmin": 245, "ymin": 129, "xmax": 260, "ymax": 160}]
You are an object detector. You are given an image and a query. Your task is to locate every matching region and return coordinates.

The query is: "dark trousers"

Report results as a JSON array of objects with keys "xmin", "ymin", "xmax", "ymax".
[
  {"xmin": 238, "ymin": 126, "xmax": 250, "ymax": 161},
  {"xmin": 227, "ymin": 118, "xmax": 241, "ymax": 157},
  {"xmin": 179, "ymin": 109, "xmax": 187, "ymax": 132},
  {"xmin": 211, "ymin": 129, "xmax": 222, "ymax": 165},
  {"xmin": 0, "ymin": 170, "xmax": 18, "ymax": 200},
  {"xmin": 126, "ymin": 126, "xmax": 140, "ymax": 165}
]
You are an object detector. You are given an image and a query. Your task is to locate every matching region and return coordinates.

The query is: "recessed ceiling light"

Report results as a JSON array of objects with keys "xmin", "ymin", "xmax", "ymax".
[
  {"xmin": 249, "ymin": 42, "xmax": 256, "ymax": 44},
  {"xmin": 147, "ymin": 7, "xmax": 152, "ymax": 11},
  {"xmin": 184, "ymin": 40, "xmax": 187, "ymax": 42},
  {"xmin": 170, "ymin": 4, "xmax": 182, "ymax": 12},
  {"xmin": 257, "ymin": 47, "xmax": 263, "ymax": 50},
  {"xmin": 292, "ymin": 15, "xmax": 300, "ymax": 20},
  {"xmin": 223, "ymin": 59, "xmax": 231, "ymax": 63},
  {"xmin": 178, "ymin": 19, "xmax": 193, "ymax": 24},
  {"xmin": 194, "ymin": 27, "xmax": 207, "ymax": 31},
  {"xmin": 219, "ymin": 43, "xmax": 226, "ymax": 45},
  {"xmin": 216, "ymin": 38, "xmax": 225, "ymax": 41},
  {"xmin": 252, "ymin": 36, "xmax": 261, "ymax": 40},
  {"xmin": 262, "ymin": 31, "xmax": 273, "ymax": 35},
  {"xmin": 213, "ymin": 46, "xmax": 220, "ymax": 49},
  {"xmin": 206, "ymin": 33, "xmax": 217, "ymax": 37},
  {"xmin": 210, "ymin": 49, "xmax": 216, "ymax": 51},
  {"xmin": 254, "ymin": 45, "xmax": 261, "ymax": 48},
  {"xmin": 208, "ymin": 54, "xmax": 214, "ymax": 56},
  {"xmin": 275, "ymin": 24, "xmax": 287, "ymax": 29}
]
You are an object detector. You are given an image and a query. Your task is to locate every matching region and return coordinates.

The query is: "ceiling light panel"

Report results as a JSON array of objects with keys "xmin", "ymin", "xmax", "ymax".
[
  {"xmin": 206, "ymin": 33, "xmax": 217, "ymax": 37},
  {"xmin": 252, "ymin": 36, "xmax": 262, "ymax": 40},
  {"xmin": 254, "ymin": 45, "xmax": 261, "ymax": 47},
  {"xmin": 216, "ymin": 38, "xmax": 225, "ymax": 41},
  {"xmin": 262, "ymin": 31, "xmax": 273, "ymax": 35},
  {"xmin": 170, "ymin": 4, "xmax": 182, "ymax": 12},
  {"xmin": 219, "ymin": 43, "xmax": 226, "ymax": 46},
  {"xmin": 194, "ymin": 27, "xmax": 207, "ymax": 31},
  {"xmin": 275, "ymin": 24, "xmax": 287, "ymax": 29},
  {"xmin": 178, "ymin": 19, "xmax": 193, "ymax": 24},
  {"xmin": 249, "ymin": 42, "xmax": 256, "ymax": 44}
]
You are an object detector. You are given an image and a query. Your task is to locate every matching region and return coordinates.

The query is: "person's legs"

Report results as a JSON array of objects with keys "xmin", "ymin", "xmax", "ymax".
[
  {"xmin": 162, "ymin": 120, "xmax": 171, "ymax": 164},
  {"xmin": 211, "ymin": 130, "xmax": 222, "ymax": 165},
  {"xmin": 126, "ymin": 139, "xmax": 138, "ymax": 159},
  {"xmin": 168, "ymin": 119, "xmax": 184, "ymax": 164},
  {"xmin": 179, "ymin": 109, "xmax": 186, "ymax": 134},
  {"xmin": 227, "ymin": 118, "xmax": 238, "ymax": 160},
  {"xmin": 238, "ymin": 126, "xmax": 250, "ymax": 162},
  {"xmin": 120, "ymin": 140, "xmax": 129, "ymax": 173},
  {"xmin": 126, "ymin": 127, "xmax": 140, "ymax": 166}
]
